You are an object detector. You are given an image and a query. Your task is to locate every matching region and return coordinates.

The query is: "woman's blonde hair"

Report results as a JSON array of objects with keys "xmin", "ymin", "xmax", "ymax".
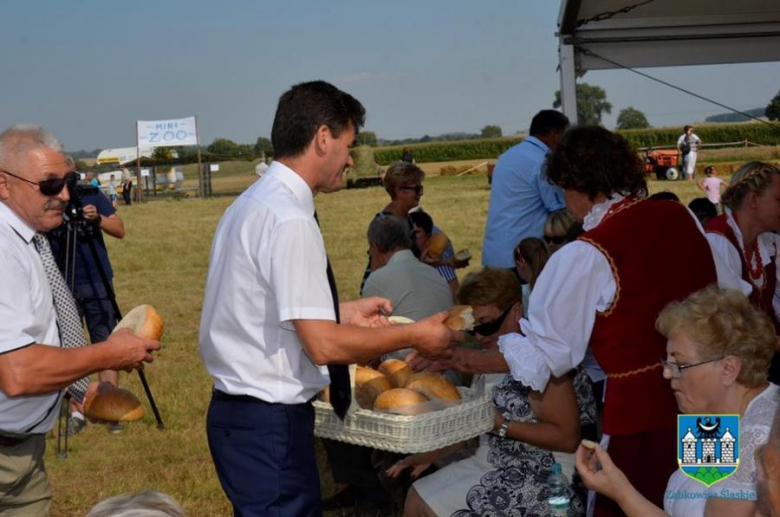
[
  {"xmin": 513, "ymin": 237, "xmax": 550, "ymax": 290},
  {"xmin": 656, "ymin": 285, "xmax": 774, "ymax": 387},
  {"xmin": 721, "ymin": 161, "xmax": 780, "ymax": 211},
  {"xmin": 457, "ymin": 268, "xmax": 520, "ymax": 311},
  {"xmin": 382, "ymin": 161, "xmax": 425, "ymax": 198},
  {"xmin": 544, "ymin": 209, "xmax": 576, "ymax": 238}
]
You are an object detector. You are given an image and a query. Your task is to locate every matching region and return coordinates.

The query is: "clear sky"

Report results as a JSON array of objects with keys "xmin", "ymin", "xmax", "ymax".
[{"xmin": 2, "ymin": 0, "xmax": 778, "ymax": 151}]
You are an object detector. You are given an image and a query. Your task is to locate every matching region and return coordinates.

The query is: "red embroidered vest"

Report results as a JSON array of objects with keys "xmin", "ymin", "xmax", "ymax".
[
  {"xmin": 705, "ymin": 213, "xmax": 779, "ymax": 331},
  {"xmin": 582, "ymin": 198, "xmax": 717, "ymax": 436}
]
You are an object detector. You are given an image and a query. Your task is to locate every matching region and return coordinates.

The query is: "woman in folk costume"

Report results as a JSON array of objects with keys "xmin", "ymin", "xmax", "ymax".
[
  {"xmin": 705, "ymin": 161, "xmax": 780, "ymax": 383},
  {"xmin": 497, "ymin": 126, "xmax": 744, "ymax": 516}
]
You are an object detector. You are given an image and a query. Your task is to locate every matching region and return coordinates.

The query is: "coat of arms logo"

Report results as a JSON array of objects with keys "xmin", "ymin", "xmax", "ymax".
[{"xmin": 677, "ymin": 414, "xmax": 740, "ymax": 487}]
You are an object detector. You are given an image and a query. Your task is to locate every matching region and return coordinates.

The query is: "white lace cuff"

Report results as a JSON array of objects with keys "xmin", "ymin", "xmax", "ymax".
[{"xmin": 497, "ymin": 332, "xmax": 551, "ymax": 392}]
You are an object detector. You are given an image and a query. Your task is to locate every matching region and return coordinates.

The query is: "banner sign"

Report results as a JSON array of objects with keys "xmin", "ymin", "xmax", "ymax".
[{"xmin": 137, "ymin": 116, "xmax": 198, "ymax": 148}]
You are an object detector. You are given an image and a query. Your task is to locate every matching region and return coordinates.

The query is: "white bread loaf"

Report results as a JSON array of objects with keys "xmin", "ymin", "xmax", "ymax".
[
  {"xmin": 354, "ymin": 367, "xmax": 392, "ymax": 409},
  {"xmin": 373, "ymin": 388, "xmax": 430, "ymax": 414},
  {"xmin": 443, "ymin": 305, "xmax": 474, "ymax": 332},
  {"xmin": 85, "ymin": 385, "xmax": 144, "ymax": 422},
  {"xmin": 113, "ymin": 305, "xmax": 164, "ymax": 341},
  {"xmin": 378, "ymin": 358, "xmax": 413, "ymax": 388},
  {"xmin": 406, "ymin": 373, "xmax": 461, "ymax": 402}
]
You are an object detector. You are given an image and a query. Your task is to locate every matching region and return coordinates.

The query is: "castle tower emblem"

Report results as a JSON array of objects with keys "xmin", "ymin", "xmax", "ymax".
[{"xmin": 677, "ymin": 414, "xmax": 740, "ymax": 487}]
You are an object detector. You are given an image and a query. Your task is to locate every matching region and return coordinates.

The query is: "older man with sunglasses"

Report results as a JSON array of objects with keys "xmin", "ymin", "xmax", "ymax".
[{"xmin": 0, "ymin": 124, "xmax": 160, "ymax": 515}]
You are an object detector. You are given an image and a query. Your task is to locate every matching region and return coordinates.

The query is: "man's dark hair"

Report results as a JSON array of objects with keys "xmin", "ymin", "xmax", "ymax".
[
  {"xmin": 408, "ymin": 211, "xmax": 433, "ymax": 236},
  {"xmin": 684, "ymin": 125, "xmax": 692, "ymax": 132},
  {"xmin": 546, "ymin": 126, "xmax": 647, "ymax": 200},
  {"xmin": 649, "ymin": 191, "xmax": 680, "ymax": 202},
  {"xmin": 529, "ymin": 110, "xmax": 570, "ymax": 137},
  {"xmin": 688, "ymin": 197, "xmax": 718, "ymax": 225},
  {"xmin": 368, "ymin": 215, "xmax": 412, "ymax": 253},
  {"xmin": 271, "ymin": 80, "xmax": 366, "ymax": 159}
]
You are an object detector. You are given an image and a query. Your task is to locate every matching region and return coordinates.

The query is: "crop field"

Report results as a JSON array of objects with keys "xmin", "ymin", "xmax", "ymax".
[{"xmin": 43, "ymin": 171, "xmax": 741, "ymax": 515}]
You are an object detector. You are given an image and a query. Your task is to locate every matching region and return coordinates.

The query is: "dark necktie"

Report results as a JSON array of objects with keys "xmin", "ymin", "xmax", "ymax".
[
  {"xmin": 33, "ymin": 233, "xmax": 90, "ymax": 403},
  {"xmin": 313, "ymin": 211, "xmax": 352, "ymax": 419}
]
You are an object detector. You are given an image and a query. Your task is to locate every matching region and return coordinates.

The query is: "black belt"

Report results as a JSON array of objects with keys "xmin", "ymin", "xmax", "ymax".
[{"xmin": 0, "ymin": 433, "xmax": 33, "ymax": 447}]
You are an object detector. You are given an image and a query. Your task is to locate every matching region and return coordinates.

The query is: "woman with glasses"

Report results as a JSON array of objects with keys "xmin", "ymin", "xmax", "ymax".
[
  {"xmin": 543, "ymin": 208, "xmax": 577, "ymax": 253},
  {"xmin": 576, "ymin": 285, "xmax": 778, "ymax": 516},
  {"xmin": 388, "ymin": 268, "xmax": 597, "ymax": 516},
  {"xmin": 705, "ymin": 161, "xmax": 780, "ymax": 383},
  {"xmin": 359, "ymin": 161, "xmax": 425, "ymax": 294}
]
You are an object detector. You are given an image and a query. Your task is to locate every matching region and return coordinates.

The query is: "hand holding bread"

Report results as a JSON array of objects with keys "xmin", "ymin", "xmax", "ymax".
[{"xmin": 106, "ymin": 305, "xmax": 163, "ymax": 372}]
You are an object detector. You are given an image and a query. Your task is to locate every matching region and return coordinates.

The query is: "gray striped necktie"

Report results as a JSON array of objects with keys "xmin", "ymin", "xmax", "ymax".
[{"xmin": 33, "ymin": 232, "xmax": 90, "ymax": 403}]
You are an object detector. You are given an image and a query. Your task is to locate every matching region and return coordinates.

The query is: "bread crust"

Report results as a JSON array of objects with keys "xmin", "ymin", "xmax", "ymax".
[
  {"xmin": 85, "ymin": 385, "xmax": 144, "ymax": 422},
  {"xmin": 373, "ymin": 388, "xmax": 429, "ymax": 413},
  {"xmin": 354, "ymin": 367, "xmax": 392, "ymax": 409},
  {"xmin": 113, "ymin": 305, "xmax": 164, "ymax": 341},
  {"xmin": 406, "ymin": 373, "xmax": 461, "ymax": 401},
  {"xmin": 443, "ymin": 305, "xmax": 474, "ymax": 331},
  {"xmin": 378, "ymin": 358, "xmax": 413, "ymax": 388}
]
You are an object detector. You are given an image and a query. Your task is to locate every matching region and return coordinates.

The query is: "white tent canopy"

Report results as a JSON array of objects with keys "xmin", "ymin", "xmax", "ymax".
[{"xmin": 557, "ymin": 0, "xmax": 780, "ymax": 123}]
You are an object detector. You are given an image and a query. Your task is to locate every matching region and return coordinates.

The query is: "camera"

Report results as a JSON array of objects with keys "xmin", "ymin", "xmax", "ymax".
[{"xmin": 64, "ymin": 182, "xmax": 100, "ymax": 224}]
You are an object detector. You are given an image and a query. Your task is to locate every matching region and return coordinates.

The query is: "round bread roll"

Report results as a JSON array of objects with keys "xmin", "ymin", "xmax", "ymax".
[
  {"xmin": 85, "ymin": 385, "xmax": 144, "ymax": 422},
  {"xmin": 355, "ymin": 367, "xmax": 392, "ymax": 409},
  {"xmin": 444, "ymin": 305, "xmax": 474, "ymax": 331},
  {"xmin": 373, "ymin": 388, "xmax": 430, "ymax": 414},
  {"xmin": 113, "ymin": 305, "xmax": 164, "ymax": 341},
  {"xmin": 426, "ymin": 232, "xmax": 450, "ymax": 259},
  {"xmin": 378, "ymin": 358, "xmax": 413, "ymax": 388},
  {"xmin": 406, "ymin": 373, "xmax": 462, "ymax": 401}
]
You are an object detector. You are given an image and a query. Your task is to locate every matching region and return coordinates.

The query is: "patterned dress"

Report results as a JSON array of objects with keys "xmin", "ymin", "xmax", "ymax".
[{"xmin": 452, "ymin": 370, "xmax": 597, "ymax": 516}]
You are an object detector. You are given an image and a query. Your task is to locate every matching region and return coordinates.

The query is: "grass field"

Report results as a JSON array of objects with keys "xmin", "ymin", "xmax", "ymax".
[{"xmin": 44, "ymin": 173, "xmax": 723, "ymax": 515}]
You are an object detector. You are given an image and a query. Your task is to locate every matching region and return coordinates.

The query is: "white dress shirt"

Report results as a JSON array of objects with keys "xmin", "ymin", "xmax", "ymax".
[
  {"xmin": 199, "ymin": 162, "xmax": 336, "ymax": 404},
  {"xmin": 706, "ymin": 208, "xmax": 780, "ymax": 321},
  {"xmin": 498, "ymin": 195, "xmax": 749, "ymax": 392},
  {"xmin": 0, "ymin": 202, "xmax": 63, "ymax": 434}
]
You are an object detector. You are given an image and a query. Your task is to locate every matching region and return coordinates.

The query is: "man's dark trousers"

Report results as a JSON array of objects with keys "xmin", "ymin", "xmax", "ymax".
[{"xmin": 207, "ymin": 391, "xmax": 321, "ymax": 517}]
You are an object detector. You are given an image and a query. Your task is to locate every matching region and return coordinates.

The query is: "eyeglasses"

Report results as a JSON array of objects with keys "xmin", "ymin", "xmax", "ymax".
[
  {"xmin": 0, "ymin": 169, "xmax": 79, "ymax": 196},
  {"xmin": 398, "ymin": 185, "xmax": 423, "ymax": 195},
  {"xmin": 544, "ymin": 235, "xmax": 566, "ymax": 245},
  {"xmin": 660, "ymin": 357, "xmax": 723, "ymax": 379},
  {"xmin": 468, "ymin": 304, "xmax": 515, "ymax": 337}
]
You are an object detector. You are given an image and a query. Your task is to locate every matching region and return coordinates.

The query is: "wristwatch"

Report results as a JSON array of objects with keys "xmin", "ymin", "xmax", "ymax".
[{"xmin": 497, "ymin": 419, "xmax": 510, "ymax": 438}]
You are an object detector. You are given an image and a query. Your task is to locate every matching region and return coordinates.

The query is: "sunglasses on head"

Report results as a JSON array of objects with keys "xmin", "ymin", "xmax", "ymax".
[
  {"xmin": 467, "ymin": 304, "xmax": 515, "ymax": 337},
  {"xmin": 544, "ymin": 234, "xmax": 566, "ymax": 245},
  {"xmin": 398, "ymin": 185, "xmax": 423, "ymax": 195},
  {"xmin": 1, "ymin": 169, "xmax": 79, "ymax": 196}
]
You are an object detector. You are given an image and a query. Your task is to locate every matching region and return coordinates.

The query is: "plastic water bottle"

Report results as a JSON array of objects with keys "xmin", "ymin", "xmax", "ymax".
[{"xmin": 546, "ymin": 462, "xmax": 570, "ymax": 516}]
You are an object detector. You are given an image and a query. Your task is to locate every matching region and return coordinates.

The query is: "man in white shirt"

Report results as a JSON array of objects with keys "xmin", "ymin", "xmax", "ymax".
[
  {"xmin": 198, "ymin": 81, "xmax": 455, "ymax": 516},
  {"xmin": 677, "ymin": 125, "xmax": 702, "ymax": 181},
  {"xmin": 0, "ymin": 125, "xmax": 160, "ymax": 515}
]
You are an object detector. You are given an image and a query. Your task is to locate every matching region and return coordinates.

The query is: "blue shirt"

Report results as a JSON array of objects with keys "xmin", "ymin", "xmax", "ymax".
[
  {"xmin": 482, "ymin": 136, "xmax": 565, "ymax": 268},
  {"xmin": 48, "ymin": 191, "xmax": 115, "ymax": 289}
]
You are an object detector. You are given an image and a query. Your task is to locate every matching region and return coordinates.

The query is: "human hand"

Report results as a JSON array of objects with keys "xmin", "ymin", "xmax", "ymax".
[
  {"xmin": 104, "ymin": 328, "xmax": 161, "ymax": 372},
  {"xmin": 82, "ymin": 204, "xmax": 99, "ymax": 222},
  {"xmin": 341, "ymin": 297, "xmax": 392, "ymax": 328},
  {"xmin": 410, "ymin": 312, "xmax": 459, "ymax": 360},
  {"xmin": 386, "ymin": 451, "xmax": 438, "ymax": 480},
  {"xmin": 575, "ymin": 442, "xmax": 631, "ymax": 503}
]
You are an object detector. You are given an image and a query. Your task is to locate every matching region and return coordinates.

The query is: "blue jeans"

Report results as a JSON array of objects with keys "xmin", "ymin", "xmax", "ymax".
[{"xmin": 73, "ymin": 281, "xmax": 117, "ymax": 344}]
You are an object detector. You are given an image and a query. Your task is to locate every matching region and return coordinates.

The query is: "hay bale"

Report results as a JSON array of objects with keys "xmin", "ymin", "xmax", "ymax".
[{"xmin": 346, "ymin": 145, "xmax": 382, "ymax": 181}]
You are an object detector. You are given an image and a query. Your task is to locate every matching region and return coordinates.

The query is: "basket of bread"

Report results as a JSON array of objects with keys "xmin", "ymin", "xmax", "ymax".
[{"xmin": 313, "ymin": 307, "xmax": 494, "ymax": 453}]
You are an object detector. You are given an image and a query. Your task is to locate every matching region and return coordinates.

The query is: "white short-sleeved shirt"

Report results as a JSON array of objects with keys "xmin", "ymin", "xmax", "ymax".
[
  {"xmin": 199, "ymin": 162, "xmax": 336, "ymax": 404},
  {"xmin": 0, "ymin": 202, "xmax": 63, "ymax": 434}
]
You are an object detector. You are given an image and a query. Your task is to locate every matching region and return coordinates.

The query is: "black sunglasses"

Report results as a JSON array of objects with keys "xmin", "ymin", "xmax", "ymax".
[
  {"xmin": 398, "ymin": 185, "xmax": 423, "ymax": 195},
  {"xmin": 1, "ymin": 169, "xmax": 79, "ymax": 196},
  {"xmin": 544, "ymin": 235, "xmax": 566, "ymax": 245},
  {"xmin": 468, "ymin": 304, "xmax": 515, "ymax": 337}
]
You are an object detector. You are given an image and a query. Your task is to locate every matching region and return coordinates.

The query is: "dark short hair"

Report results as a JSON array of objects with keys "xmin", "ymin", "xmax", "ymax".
[
  {"xmin": 529, "ymin": 110, "xmax": 569, "ymax": 137},
  {"xmin": 684, "ymin": 125, "xmax": 692, "ymax": 132},
  {"xmin": 368, "ymin": 214, "xmax": 411, "ymax": 253},
  {"xmin": 648, "ymin": 191, "xmax": 680, "ymax": 202},
  {"xmin": 546, "ymin": 126, "xmax": 647, "ymax": 200},
  {"xmin": 704, "ymin": 166, "xmax": 714, "ymax": 175},
  {"xmin": 271, "ymin": 81, "xmax": 366, "ymax": 159},
  {"xmin": 409, "ymin": 211, "xmax": 433, "ymax": 236},
  {"xmin": 688, "ymin": 197, "xmax": 717, "ymax": 223}
]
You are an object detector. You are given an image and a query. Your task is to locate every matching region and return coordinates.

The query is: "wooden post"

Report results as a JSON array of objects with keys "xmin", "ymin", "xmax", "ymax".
[{"xmin": 195, "ymin": 115, "xmax": 204, "ymax": 198}]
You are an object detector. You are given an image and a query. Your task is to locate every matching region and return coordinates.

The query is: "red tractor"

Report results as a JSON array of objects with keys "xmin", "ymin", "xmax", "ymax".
[{"xmin": 644, "ymin": 148, "xmax": 682, "ymax": 180}]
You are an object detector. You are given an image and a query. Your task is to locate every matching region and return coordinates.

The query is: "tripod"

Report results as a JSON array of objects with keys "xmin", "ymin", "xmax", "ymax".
[{"xmin": 53, "ymin": 194, "xmax": 164, "ymax": 457}]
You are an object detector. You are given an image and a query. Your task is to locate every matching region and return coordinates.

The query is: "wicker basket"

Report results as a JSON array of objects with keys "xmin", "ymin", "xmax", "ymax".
[{"xmin": 314, "ymin": 387, "xmax": 493, "ymax": 453}]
